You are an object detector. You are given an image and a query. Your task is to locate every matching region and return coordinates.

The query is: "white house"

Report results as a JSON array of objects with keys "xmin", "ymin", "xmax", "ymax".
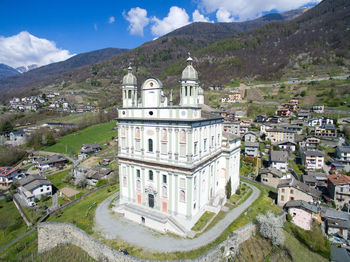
[
  {"xmin": 269, "ymin": 150, "xmax": 289, "ymax": 173},
  {"xmin": 18, "ymin": 174, "xmax": 52, "ymax": 206},
  {"xmin": 114, "ymin": 57, "xmax": 241, "ymax": 237},
  {"xmin": 0, "ymin": 167, "xmax": 24, "ymax": 188}
]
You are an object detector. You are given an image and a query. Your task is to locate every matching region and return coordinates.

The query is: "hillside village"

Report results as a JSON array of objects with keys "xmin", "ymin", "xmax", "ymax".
[{"xmin": 0, "ymin": 0, "xmax": 350, "ymax": 261}]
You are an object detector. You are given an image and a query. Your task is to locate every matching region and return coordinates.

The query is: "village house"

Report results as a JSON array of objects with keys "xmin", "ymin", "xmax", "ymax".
[
  {"xmin": 265, "ymin": 128, "xmax": 295, "ymax": 143},
  {"xmin": 328, "ymin": 174, "xmax": 350, "ymax": 209},
  {"xmin": 267, "ymin": 115, "xmax": 281, "ymax": 123},
  {"xmin": 269, "ymin": 150, "xmax": 289, "ymax": 172},
  {"xmin": 35, "ymin": 155, "xmax": 68, "ymax": 171},
  {"xmin": 311, "ymin": 124, "xmax": 337, "ymax": 138},
  {"xmin": 298, "ymin": 136, "xmax": 320, "ymax": 149},
  {"xmin": 222, "ymin": 121, "xmax": 240, "ymax": 136},
  {"xmin": 312, "ymin": 105, "xmax": 324, "ymax": 113},
  {"xmin": 220, "ymin": 111, "xmax": 236, "ymax": 121},
  {"xmin": 4, "ymin": 129, "xmax": 28, "ymax": 146},
  {"xmin": 18, "ymin": 174, "xmax": 52, "ymax": 206},
  {"xmin": 283, "ymin": 125, "xmax": 303, "ymax": 135},
  {"xmin": 78, "ymin": 144, "xmax": 102, "ymax": 160},
  {"xmin": 335, "ymin": 144, "xmax": 350, "ymax": 163},
  {"xmin": 274, "ymin": 140, "xmax": 297, "ymax": 152},
  {"xmin": 277, "ymin": 177, "xmax": 321, "ymax": 206},
  {"xmin": 245, "ymin": 141, "xmax": 259, "ymax": 157},
  {"xmin": 326, "ymin": 219, "xmax": 350, "ymax": 241},
  {"xmin": 301, "ymin": 150, "xmax": 325, "ymax": 170},
  {"xmin": 0, "ymin": 167, "xmax": 24, "ymax": 188},
  {"xmin": 276, "ymin": 108, "xmax": 290, "ymax": 117},
  {"xmin": 260, "ymin": 168, "xmax": 284, "ymax": 189},
  {"xmin": 297, "ymin": 109, "xmax": 310, "ymax": 120},
  {"xmin": 308, "ymin": 116, "xmax": 334, "ymax": 127},
  {"xmin": 86, "ymin": 166, "xmax": 113, "ymax": 186},
  {"xmin": 243, "ymin": 131, "xmax": 258, "ymax": 142},
  {"xmin": 301, "ymin": 172, "xmax": 328, "ymax": 189},
  {"xmin": 256, "ymin": 114, "xmax": 267, "ymax": 123},
  {"xmin": 284, "ymin": 200, "xmax": 321, "ymax": 230}
]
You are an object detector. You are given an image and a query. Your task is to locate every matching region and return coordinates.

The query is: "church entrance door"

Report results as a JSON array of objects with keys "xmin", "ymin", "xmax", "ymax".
[{"xmin": 148, "ymin": 194, "xmax": 154, "ymax": 208}]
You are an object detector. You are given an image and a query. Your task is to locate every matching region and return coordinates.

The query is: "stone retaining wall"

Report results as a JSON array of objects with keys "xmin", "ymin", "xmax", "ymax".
[{"xmin": 38, "ymin": 214, "xmax": 285, "ymax": 261}]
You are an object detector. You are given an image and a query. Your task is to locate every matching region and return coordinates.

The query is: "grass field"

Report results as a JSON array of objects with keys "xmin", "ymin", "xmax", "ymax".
[
  {"xmin": 0, "ymin": 199, "xmax": 28, "ymax": 251},
  {"xmin": 43, "ymin": 121, "xmax": 117, "ymax": 155},
  {"xmin": 48, "ymin": 168, "xmax": 72, "ymax": 190}
]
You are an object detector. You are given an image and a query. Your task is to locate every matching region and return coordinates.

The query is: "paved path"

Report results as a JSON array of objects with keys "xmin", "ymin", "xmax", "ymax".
[{"xmin": 94, "ymin": 182, "xmax": 260, "ymax": 252}]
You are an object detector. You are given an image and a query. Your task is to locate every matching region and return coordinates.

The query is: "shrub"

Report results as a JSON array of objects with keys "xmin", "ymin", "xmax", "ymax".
[
  {"xmin": 286, "ymin": 213, "xmax": 292, "ymax": 222},
  {"xmin": 96, "ymin": 179, "xmax": 108, "ymax": 187},
  {"xmin": 226, "ymin": 178, "xmax": 232, "ymax": 199}
]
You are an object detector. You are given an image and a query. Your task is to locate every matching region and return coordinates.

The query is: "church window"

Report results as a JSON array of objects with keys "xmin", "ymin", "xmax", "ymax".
[
  {"xmin": 136, "ymin": 169, "xmax": 140, "ymax": 178},
  {"xmin": 135, "ymin": 128, "xmax": 140, "ymax": 139},
  {"xmin": 190, "ymin": 86, "xmax": 192, "ymax": 96},
  {"xmin": 202, "ymin": 179, "xmax": 206, "ymax": 192},
  {"xmin": 193, "ymin": 203, "xmax": 196, "ymax": 209},
  {"xmin": 204, "ymin": 139, "xmax": 207, "ymax": 151},
  {"xmin": 185, "ymin": 86, "xmax": 188, "ymax": 96},
  {"xmin": 161, "ymin": 129, "xmax": 167, "ymax": 141},
  {"xmin": 161, "ymin": 142, "xmax": 167, "ymax": 154},
  {"xmin": 148, "ymin": 139, "xmax": 153, "ymax": 152},
  {"xmin": 162, "ymin": 186, "xmax": 167, "ymax": 198},
  {"xmin": 180, "ymin": 178, "xmax": 186, "ymax": 188},
  {"xmin": 128, "ymin": 90, "xmax": 131, "ymax": 99},
  {"xmin": 123, "ymin": 176, "xmax": 127, "ymax": 187},
  {"xmin": 149, "ymin": 170, "xmax": 153, "ymax": 181},
  {"xmin": 211, "ymin": 136, "xmax": 214, "ymax": 147},
  {"xmin": 163, "ymin": 175, "xmax": 167, "ymax": 184},
  {"xmin": 194, "ymin": 142, "xmax": 198, "ymax": 155},
  {"xmin": 136, "ymin": 179, "xmax": 141, "ymax": 190},
  {"xmin": 180, "ymin": 130, "xmax": 186, "ymax": 143},
  {"xmin": 217, "ymin": 134, "xmax": 220, "ymax": 145},
  {"xmin": 180, "ymin": 190, "xmax": 186, "ymax": 202}
]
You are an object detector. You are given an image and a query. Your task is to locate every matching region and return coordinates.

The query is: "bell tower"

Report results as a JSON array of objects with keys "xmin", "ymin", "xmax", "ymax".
[
  {"xmin": 180, "ymin": 55, "xmax": 199, "ymax": 107},
  {"xmin": 122, "ymin": 66, "xmax": 138, "ymax": 108}
]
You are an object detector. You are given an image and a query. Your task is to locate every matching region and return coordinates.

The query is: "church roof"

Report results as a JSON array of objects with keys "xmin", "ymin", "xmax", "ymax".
[
  {"xmin": 181, "ymin": 57, "xmax": 198, "ymax": 81},
  {"xmin": 122, "ymin": 66, "xmax": 137, "ymax": 86}
]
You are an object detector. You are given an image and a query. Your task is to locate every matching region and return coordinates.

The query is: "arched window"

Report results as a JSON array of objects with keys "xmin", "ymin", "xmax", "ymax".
[
  {"xmin": 162, "ymin": 186, "xmax": 167, "ymax": 198},
  {"xmin": 180, "ymin": 190, "xmax": 186, "ymax": 202},
  {"xmin": 148, "ymin": 139, "xmax": 153, "ymax": 152},
  {"xmin": 136, "ymin": 179, "xmax": 141, "ymax": 190},
  {"xmin": 128, "ymin": 90, "xmax": 132, "ymax": 98},
  {"xmin": 123, "ymin": 176, "xmax": 127, "ymax": 187},
  {"xmin": 135, "ymin": 128, "xmax": 140, "ymax": 139},
  {"xmin": 149, "ymin": 170, "xmax": 153, "ymax": 181},
  {"xmin": 161, "ymin": 129, "xmax": 167, "ymax": 141},
  {"xmin": 190, "ymin": 86, "xmax": 193, "ymax": 96},
  {"xmin": 180, "ymin": 130, "xmax": 186, "ymax": 143}
]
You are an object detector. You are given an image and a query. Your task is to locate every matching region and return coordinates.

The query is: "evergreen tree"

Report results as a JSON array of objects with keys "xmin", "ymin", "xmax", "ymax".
[{"xmin": 226, "ymin": 178, "xmax": 232, "ymax": 199}]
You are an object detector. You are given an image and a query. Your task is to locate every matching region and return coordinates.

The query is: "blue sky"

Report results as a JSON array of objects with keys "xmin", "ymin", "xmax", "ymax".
[{"xmin": 0, "ymin": 0, "xmax": 321, "ymax": 68}]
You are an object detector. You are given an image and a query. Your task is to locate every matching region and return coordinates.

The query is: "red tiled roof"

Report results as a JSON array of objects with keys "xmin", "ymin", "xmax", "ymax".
[
  {"xmin": 0, "ymin": 167, "xmax": 18, "ymax": 177},
  {"xmin": 328, "ymin": 174, "xmax": 350, "ymax": 185}
]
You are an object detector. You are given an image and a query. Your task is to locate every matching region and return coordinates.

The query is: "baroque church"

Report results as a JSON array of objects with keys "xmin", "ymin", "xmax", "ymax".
[{"xmin": 114, "ymin": 56, "xmax": 241, "ymax": 236}]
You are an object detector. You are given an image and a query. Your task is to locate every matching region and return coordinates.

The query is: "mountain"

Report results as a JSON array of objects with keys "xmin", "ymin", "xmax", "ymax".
[
  {"xmin": 0, "ymin": 48, "xmax": 126, "ymax": 93},
  {"xmin": 16, "ymin": 64, "xmax": 38, "ymax": 73},
  {"xmin": 0, "ymin": 64, "xmax": 19, "ymax": 79}
]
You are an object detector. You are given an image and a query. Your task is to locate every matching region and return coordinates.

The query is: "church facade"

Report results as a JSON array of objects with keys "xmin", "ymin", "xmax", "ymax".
[{"xmin": 115, "ymin": 57, "xmax": 241, "ymax": 236}]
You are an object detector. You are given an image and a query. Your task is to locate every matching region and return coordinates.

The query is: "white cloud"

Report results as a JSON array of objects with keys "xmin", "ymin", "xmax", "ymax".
[
  {"xmin": 216, "ymin": 8, "xmax": 234, "ymax": 22},
  {"xmin": 199, "ymin": 0, "xmax": 322, "ymax": 21},
  {"xmin": 108, "ymin": 16, "xmax": 115, "ymax": 24},
  {"xmin": 192, "ymin": 9, "xmax": 213, "ymax": 23},
  {"xmin": 0, "ymin": 31, "xmax": 74, "ymax": 68},
  {"xmin": 151, "ymin": 6, "xmax": 190, "ymax": 37},
  {"xmin": 123, "ymin": 7, "xmax": 149, "ymax": 36}
]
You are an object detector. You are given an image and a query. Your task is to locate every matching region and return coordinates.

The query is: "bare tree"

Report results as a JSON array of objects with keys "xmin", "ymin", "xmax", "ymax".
[{"xmin": 256, "ymin": 211, "xmax": 284, "ymax": 246}]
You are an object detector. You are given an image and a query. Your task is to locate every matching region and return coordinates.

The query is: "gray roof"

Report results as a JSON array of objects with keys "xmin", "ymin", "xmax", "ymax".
[
  {"xmin": 36, "ymin": 155, "xmax": 67, "ymax": 165},
  {"xmin": 275, "ymin": 140, "xmax": 297, "ymax": 146},
  {"xmin": 302, "ymin": 172, "xmax": 327, "ymax": 183},
  {"xmin": 19, "ymin": 174, "xmax": 52, "ymax": 192},
  {"xmin": 223, "ymin": 133, "xmax": 240, "ymax": 142},
  {"xmin": 303, "ymin": 150, "xmax": 324, "ymax": 157},
  {"xmin": 86, "ymin": 167, "xmax": 112, "ymax": 180},
  {"xmin": 331, "ymin": 246, "xmax": 350, "ymax": 262},
  {"xmin": 337, "ymin": 146, "xmax": 350, "ymax": 153},
  {"xmin": 284, "ymin": 200, "xmax": 318, "ymax": 213},
  {"xmin": 245, "ymin": 141, "xmax": 259, "ymax": 148},
  {"xmin": 267, "ymin": 128, "xmax": 295, "ymax": 133},
  {"xmin": 260, "ymin": 168, "xmax": 283, "ymax": 178},
  {"xmin": 327, "ymin": 218, "xmax": 350, "ymax": 230},
  {"xmin": 320, "ymin": 207, "xmax": 350, "ymax": 221},
  {"xmin": 270, "ymin": 150, "xmax": 289, "ymax": 162},
  {"xmin": 181, "ymin": 57, "xmax": 198, "ymax": 80},
  {"xmin": 278, "ymin": 178, "xmax": 321, "ymax": 198}
]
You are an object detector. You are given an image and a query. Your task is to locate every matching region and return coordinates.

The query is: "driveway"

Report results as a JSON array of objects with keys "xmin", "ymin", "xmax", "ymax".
[{"xmin": 94, "ymin": 182, "xmax": 260, "ymax": 252}]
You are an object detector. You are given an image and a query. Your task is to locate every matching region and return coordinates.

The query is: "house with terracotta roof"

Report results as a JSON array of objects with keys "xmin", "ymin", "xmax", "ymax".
[
  {"xmin": 328, "ymin": 174, "xmax": 350, "ymax": 209},
  {"xmin": 0, "ymin": 167, "xmax": 24, "ymax": 188},
  {"xmin": 277, "ymin": 178, "xmax": 321, "ymax": 206}
]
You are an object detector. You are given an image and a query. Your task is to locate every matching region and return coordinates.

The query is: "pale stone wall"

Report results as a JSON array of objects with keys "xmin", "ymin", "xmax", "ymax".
[{"xmin": 37, "ymin": 221, "xmax": 263, "ymax": 262}]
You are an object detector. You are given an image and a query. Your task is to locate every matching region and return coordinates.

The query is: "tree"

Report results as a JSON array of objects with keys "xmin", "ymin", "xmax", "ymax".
[
  {"xmin": 226, "ymin": 178, "xmax": 232, "ymax": 199},
  {"xmin": 75, "ymin": 173, "xmax": 88, "ymax": 188},
  {"xmin": 0, "ymin": 120, "xmax": 13, "ymax": 135},
  {"xmin": 256, "ymin": 211, "xmax": 284, "ymax": 246}
]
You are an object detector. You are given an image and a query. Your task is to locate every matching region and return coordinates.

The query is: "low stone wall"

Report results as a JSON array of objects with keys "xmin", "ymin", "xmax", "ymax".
[{"xmin": 38, "ymin": 222, "xmax": 258, "ymax": 262}]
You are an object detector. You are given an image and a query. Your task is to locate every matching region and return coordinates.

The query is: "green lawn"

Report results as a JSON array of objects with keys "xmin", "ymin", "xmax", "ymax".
[
  {"xmin": 48, "ymin": 168, "xmax": 72, "ymax": 190},
  {"xmin": 191, "ymin": 211, "xmax": 215, "ymax": 231},
  {"xmin": 0, "ymin": 199, "xmax": 28, "ymax": 250},
  {"xmin": 48, "ymin": 184, "xmax": 118, "ymax": 234},
  {"xmin": 43, "ymin": 121, "xmax": 117, "ymax": 155}
]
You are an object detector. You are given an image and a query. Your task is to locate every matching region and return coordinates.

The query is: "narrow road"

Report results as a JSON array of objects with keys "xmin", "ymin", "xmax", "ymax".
[{"xmin": 94, "ymin": 182, "xmax": 260, "ymax": 252}]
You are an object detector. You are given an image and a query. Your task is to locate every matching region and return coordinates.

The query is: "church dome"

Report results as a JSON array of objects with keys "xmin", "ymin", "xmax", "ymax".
[
  {"xmin": 181, "ymin": 57, "xmax": 198, "ymax": 81},
  {"xmin": 122, "ymin": 66, "xmax": 137, "ymax": 86}
]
